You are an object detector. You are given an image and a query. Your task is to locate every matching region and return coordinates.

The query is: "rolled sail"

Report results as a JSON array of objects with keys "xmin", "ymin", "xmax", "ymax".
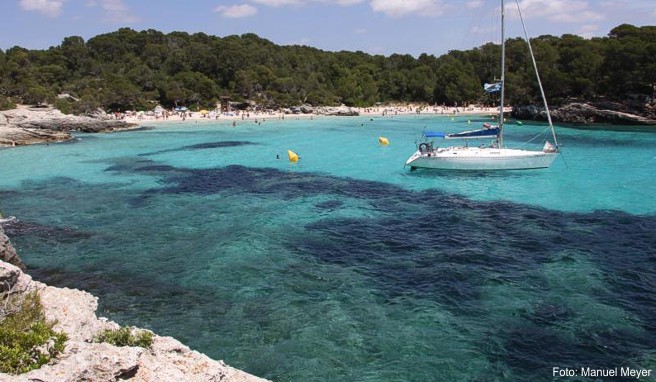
[
  {"xmin": 445, "ymin": 127, "xmax": 500, "ymax": 140},
  {"xmin": 423, "ymin": 131, "xmax": 446, "ymax": 138}
]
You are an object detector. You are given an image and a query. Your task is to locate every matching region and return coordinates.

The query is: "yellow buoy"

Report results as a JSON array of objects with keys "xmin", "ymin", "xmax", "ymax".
[
  {"xmin": 287, "ymin": 149, "xmax": 299, "ymax": 162},
  {"xmin": 378, "ymin": 136, "xmax": 389, "ymax": 146}
]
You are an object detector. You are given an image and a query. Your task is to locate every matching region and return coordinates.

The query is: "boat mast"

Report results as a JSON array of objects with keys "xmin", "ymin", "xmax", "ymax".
[
  {"xmin": 498, "ymin": 0, "xmax": 506, "ymax": 148},
  {"xmin": 514, "ymin": 0, "xmax": 559, "ymax": 148}
]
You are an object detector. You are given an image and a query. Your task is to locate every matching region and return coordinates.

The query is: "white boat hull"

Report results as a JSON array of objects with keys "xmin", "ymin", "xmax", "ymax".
[{"xmin": 405, "ymin": 146, "xmax": 556, "ymax": 171}]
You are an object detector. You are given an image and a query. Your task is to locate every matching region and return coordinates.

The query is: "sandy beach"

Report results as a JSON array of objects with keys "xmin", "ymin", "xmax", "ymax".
[{"xmin": 121, "ymin": 105, "xmax": 502, "ymax": 126}]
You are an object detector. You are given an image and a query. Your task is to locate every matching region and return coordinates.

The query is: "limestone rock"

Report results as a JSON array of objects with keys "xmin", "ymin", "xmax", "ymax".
[
  {"xmin": 39, "ymin": 284, "xmax": 118, "ymax": 342},
  {"xmin": 551, "ymin": 102, "xmax": 656, "ymax": 125},
  {"xmin": 513, "ymin": 100, "xmax": 656, "ymax": 125},
  {"xmin": 134, "ymin": 335, "xmax": 269, "ymax": 382},
  {"xmin": 0, "ymin": 107, "xmax": 138, "ymax": 146},
  {"xmin": 0, "ymin": 257, "xmax": 270, "ymax": 382},
  {"xmin": 0, "ymin": 260, "xmax": 20, "ymax": 292},
  {"xmin": 300, "ymin": 104, "xmax": 314, "ymax": 114},
  {"xmin": 0, "ymin": 125, "xmax": 70, "ymax": 147},
  {"xmin": 315, "ymin": 105, "xmax": 360, "ymax": 116},
  {"xmin": 83, "ymin": 108, "xmax": 113, "ymax": 120},
  {"xmin": 0, "ymin": 227, "xmax": 25, "ymax": 270},
  {"xmin": 5, "ymin": 342, "xmax": 144, "ymax": 382},
  {"xmin": 0, "ymin": 260, "xmax": 31, "ymax": 294}
]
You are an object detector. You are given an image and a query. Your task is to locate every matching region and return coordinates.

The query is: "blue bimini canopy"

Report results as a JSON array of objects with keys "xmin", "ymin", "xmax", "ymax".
[
  {"xmin": 423, "ymin": 131, "xmax": 446, "ymax": 138},
  {"xmin": 445, "ymin": 127, "xmax": 500, "ymax": 140}
]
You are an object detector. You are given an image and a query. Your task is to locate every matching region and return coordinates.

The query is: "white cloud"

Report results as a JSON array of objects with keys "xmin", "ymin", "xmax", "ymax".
[
  {"xmin": 465, "ymin": 0, "xmax": 483, "ymax": 10},
  {"xmin": 369, "ymin": 0, "xmax": 445, "ymax": 17},
  {"xmin": 84, "ymin": 0, "xmax": 139, "ymax": 23},
  {"xmin": 101, "ymin": 0, "xmax": 140, "ymax": 23},
  {"xmin": 214, "ymin": 4, "xmax": 259, "ymax": 18},
  {"xmin": 99, "ymin": 0, "xmax": 126, "ymax": 12},
  {"xmin": 19, "ymin": 0, "xmax": 65, "ymax": 17},
  {"xmin": 575, "ymin": 24, "xmax": 599, "ymax": 38},
  {"xmin": 221, "ymin": 0, "xmax": 443, "ymax": 17},
  {"xmin": 330, "ymin": 0, "xmax": 365, "ymax": 5},
  {"xmin": 514, "ymin": 0, "xmax": 604, "ymax": 23},
  {"xmin": 249, "ymin": 0, "xmax": 365, "ymax": 7},
  {"xmin": 250, "ymin": 0, "xmax": 304, "ymax": 6},
  {"xmin": 244, "ymin": 0, "xmax": 447, "ymax": 17}
]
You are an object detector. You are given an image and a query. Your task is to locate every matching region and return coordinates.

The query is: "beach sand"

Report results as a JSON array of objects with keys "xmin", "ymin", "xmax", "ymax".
[{"xmin": 122, "ymin": 105, "xmax": 502, "ymax": 126}]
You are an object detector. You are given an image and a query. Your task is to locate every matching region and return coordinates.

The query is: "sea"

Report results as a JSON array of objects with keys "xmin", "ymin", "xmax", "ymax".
[{"xmin": 1, "ymin": 114, "xmax": 655, "ymax": 381}]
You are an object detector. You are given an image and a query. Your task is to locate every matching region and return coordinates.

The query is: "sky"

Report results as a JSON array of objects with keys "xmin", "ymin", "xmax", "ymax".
[{"xmin": 1, "ymin": 0, "xmax": 654, "ymax": 57}]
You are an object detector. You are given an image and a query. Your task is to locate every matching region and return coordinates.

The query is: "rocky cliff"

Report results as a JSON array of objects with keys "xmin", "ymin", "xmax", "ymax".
[
  {"xmin": 0, "ymin": 107, "xmax": 137, "ymax": 147},
  {"xmin": 0, "ymin": 225, "xmax": 25, "ymax": 270},
  {"xmin": 0, "ymin": 227, "xmax": 270, "ymax": 382},
  {"xmin": 512, "ymin": 100, "xmax": 656, "ymax": 125}
]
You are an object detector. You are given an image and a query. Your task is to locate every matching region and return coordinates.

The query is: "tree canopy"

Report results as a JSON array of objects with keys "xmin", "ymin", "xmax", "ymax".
[{"xmin": 0, "ymin": 25, "xmax": 654, "ymax": 113}]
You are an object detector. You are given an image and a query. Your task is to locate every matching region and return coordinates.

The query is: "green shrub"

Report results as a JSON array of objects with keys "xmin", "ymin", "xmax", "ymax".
[
  {"xmin": 0, "ymin": 97, "xmax": 15, "ymax": 111},
  {"xmin": 0, "ymin": 291, "xmax": 68, "ymax": 375},
  {"xmin": 53, "ymin": 98, "xmax": 74, "ymax": 115},
  {"xmin": 94, "ymin": 326, "xmax": 153, "ymax": 348}
]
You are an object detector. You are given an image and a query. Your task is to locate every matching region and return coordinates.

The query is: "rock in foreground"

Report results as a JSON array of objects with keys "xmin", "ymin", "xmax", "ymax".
[
  {"xmin": 0, "ymin": 225, "xmax": 25, "ymax": 270},
  {"xmin": 0, "ymin": 228, "xmax": 269, "ymax": 382}
]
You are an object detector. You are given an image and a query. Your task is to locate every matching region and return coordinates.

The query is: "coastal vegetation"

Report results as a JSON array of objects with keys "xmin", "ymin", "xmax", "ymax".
[
  {"xmin": 0, "ymin": 24, "xmax": 654, "ymax": 113},
  {"xmin": 0, "ymin": 290, "xmax": 67, "ymax": 374},
  {"xmin": 94, "ymin": 326, "xmax": 154, "ymax": 348}
]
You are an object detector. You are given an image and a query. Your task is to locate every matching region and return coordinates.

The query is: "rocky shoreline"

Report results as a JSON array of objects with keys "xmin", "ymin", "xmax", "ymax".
[
  {"xmin": 0, "ymin": 225, "xmax": 269, "ymax": 382},
  {"xmin": 0, "ymin": 107, "xmax": 138, "ymax": 147},
  {"xmin": 513, "ymin": 99, "xmax": 656, "ymax": 125}
]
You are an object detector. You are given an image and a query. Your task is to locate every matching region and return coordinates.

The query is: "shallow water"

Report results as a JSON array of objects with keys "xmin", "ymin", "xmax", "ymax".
[{"xmin": 1, "ymin": 115, "xmax": 655, "ymax": 381}]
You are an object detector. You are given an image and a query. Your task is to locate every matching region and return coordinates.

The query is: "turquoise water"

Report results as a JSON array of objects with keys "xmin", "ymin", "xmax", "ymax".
[{"xmin": 1, "ymin": 115, "xmax": 655, "ymax": 381}]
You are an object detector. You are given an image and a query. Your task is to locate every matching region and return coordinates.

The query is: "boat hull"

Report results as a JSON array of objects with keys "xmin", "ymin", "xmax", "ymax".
[{"xmin": 405, "ymin": 147, "xmax": 557, "ymax": 171}]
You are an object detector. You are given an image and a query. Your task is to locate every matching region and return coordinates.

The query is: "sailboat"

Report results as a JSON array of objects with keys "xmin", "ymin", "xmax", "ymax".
[{"xmin": 405, "ymin": 0, "xmax": 559, "ymax": 171}]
